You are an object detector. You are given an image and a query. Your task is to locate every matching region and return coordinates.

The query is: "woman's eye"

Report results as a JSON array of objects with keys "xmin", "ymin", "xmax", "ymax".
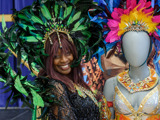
[
  {"xmin": 54, "ymin": 55, "xmax": 60, "ymax": 59},
  {"xmin": 66, "ymin": 52, "xmax": 71, "ymax": 55}
]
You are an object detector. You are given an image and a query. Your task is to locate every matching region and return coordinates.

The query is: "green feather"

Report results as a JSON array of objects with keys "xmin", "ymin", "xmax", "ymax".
[
  {"xmin": 70, "ymin": 0, "xmax": 79, "ymax": 4},
  {"xmin": 39, "ymin": 12, "xmax": 48, "ymax": 26},
  {"xmin": 67, "ymin": 11, "xmax": 81, "ymax": 26},
  {"xmin": 67, "ymin": 9, "xmax": 75, "ymax": 26},
  {"xmin": 72, "ymin": 17, "xmax": 85, "ymax": 31},
  {"xmin": 72, "ymin": 25, "xmax": 87, "ymax": 31},
  {"xmin": 40, "ymin": 4, "xmax": 52, "ymax": 20},
  {"xmin": 31, "ymin": 16, "xmax": 41, "ymax": 23},
  {"xmin": 18, "ymin": 23, "xmax": 36, "ymax": 31},
  {"xmin": 78, "ymin": 39, "xmax": 86, "ymax": 46},
  {"xmin": 20, "ymin": 36, "xmax": 39, "ymax": 42},
  {"xmin": 54, "ymin": 2, "xmax": 59, "ymax": 18},
  {"xmin": 2, "ymin": 14, "xmax": 7, "ymax": 32},
  {"xmin": 8, "ymin": 26, "xmax": 18, "ymax": 49},
  {"xmin": 34, "ymin": 34, "xmax": 43, "ymax": 40},
  {"xmin": 24, "ymin": 81, "xmax": 35, "ymax": 88},
  {"xmin": 59, "ymin": 6, "xmax": 64, "ymax": 20},
  {"xmin": 24, "ymin": 11, "xmax": 44, "ymax": 24},
  {"xmin": 17, "ymin": 14, "xmax": 30, "ymax": 22},
  {"xmin": 0, "ymin": 78, "xmax": 6, "ymax": 83},
  {"xmin": 63, "ymin": 6, "xmax": 73, "ymax": 19},
  {"xmin": 30, "ymin": 88, "xmax": 44, "ymax": 107},
  {"xmin": 90, "ymin": 31, "xmax": 102, "ymax": 48},
  {"xmin": 14, "ymin": 76, "xmax": 28, "ymax": 96},
  {"xmin": 81, "ymin": 30, "xmax": 91, "ymax": 40}
]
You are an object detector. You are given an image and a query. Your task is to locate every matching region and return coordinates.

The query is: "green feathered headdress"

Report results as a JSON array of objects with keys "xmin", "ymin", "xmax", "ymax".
[{"xmin": 3, "ymin": 0, "xmax": 104, "ymax": 74}]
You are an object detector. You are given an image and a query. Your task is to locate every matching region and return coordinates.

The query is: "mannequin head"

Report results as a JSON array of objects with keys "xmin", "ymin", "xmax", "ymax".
[{"xmin": 122, "ymin": 31, "xmax": 151, "ymax": 67}]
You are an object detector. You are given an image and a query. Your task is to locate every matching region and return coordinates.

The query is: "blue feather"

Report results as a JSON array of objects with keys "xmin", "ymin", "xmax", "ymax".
[
  {"xmin": 94, "ymin": 0, "xmax": 107, "ymax": 6},
  {"xmin": 109, "ymin": 0, "xmax": 114, "ymax": 13},
  {"xmin": 155, "ymin": 39, "xmax": 160, "ymax": 51},
  {"xmin": 156, "ymin": 29, "xmax": 160, "ymax": 36},
  {"xmin": 151, "ymin": 0, "xmax": 155, "ymax": 8},
  {"xmin": 106, "ymin": 41, "xmax": 117, "ymax": 51},
  {"xmin": 92, "ymin": 47, "xmax": 105, "ymax": 72},
  {"xmin": 113, "ymin": 0, "xmax": 121, "ymax": 8},
  {"xmin": 103, "ymin": 31, "xmax": 109, "ymax": 35},
  {"xmin": 158, "ymin": 0, "xmax": 160, "ymax": 7},
  {"xmin": 153, "ymin": 54, "xmax": 160, "ymax": 76},
  {"xmin": 153, "ymin": 39, "xmax": 160, "ymax": 76},
  {"xmin": 98, "ymin": 55, "xmax": 104, "ymax": 72},
  {"xmin": 88, "ymin": 12, "xmax": 108, "ymax": 28},
  {"xmin": 155, "ymin": 55, "xmax": 160, "ymax": 63}
]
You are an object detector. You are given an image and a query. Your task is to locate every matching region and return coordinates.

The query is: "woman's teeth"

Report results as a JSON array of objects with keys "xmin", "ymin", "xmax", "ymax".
[{"xmin": 60, "ymin": 65, "xmax": 69, "ymax": 70}]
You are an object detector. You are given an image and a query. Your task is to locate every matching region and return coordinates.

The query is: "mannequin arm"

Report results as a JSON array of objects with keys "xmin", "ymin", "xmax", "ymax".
[{"xmin": 103, "ymin": 77, "xmax": 117, "ymax": 119}]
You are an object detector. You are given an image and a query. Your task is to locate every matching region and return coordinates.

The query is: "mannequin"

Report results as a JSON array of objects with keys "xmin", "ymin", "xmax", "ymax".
[{"xmin": 103, "ymin": 31, "xmax": 160, "ymax": 120}]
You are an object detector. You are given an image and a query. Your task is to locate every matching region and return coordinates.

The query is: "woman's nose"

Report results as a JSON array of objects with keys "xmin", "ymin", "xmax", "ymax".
[{"xmin": 60, "ymin": 54, "xmax": 68, "ymax": 62}]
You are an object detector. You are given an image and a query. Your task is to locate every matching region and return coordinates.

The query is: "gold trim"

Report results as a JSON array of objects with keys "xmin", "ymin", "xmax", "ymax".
[
  {"xmin": 44, "ymin": 30, "xmax": 74, "ymax": 48},
  {"xmin": 137, "ymin": 85, "xmax": 160, "ymax": 112},
  {"xmin": 115, "ymin": 86, "xmax": 135, "ymax": 113},
  {"xmin": 0, "ymin": 14, "xmax": 13, "ymax": 22},
  {"xmin": 151, "ymin": 85, "xmax": 160, "ymax": 114},
  {"xmin": 114, "ymin": 85, "xmax": 160, "ymax": 119}
]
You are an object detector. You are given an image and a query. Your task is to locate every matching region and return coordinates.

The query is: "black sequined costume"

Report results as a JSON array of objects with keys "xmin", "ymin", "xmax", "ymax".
[{"xmin": 48, "ymin": 80, "xmax": 100, "ymax": 120}]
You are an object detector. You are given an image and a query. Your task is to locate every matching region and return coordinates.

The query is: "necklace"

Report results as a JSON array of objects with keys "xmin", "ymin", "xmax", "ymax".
[{"xmin": 117, "ymin": 68, "xmax": 158, "ymax": 93}]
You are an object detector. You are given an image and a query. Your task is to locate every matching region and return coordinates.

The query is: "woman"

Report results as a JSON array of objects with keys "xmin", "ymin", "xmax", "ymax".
[
  {"xmin": 38, "ymin": 32, "xmax": 100, "ymax": 119},
  {"xmin": 0, "ymin": 0, "xmax": 111, "ymax": 119}
]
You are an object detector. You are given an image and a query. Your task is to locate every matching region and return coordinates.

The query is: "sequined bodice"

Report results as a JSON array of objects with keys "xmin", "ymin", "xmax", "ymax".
[{"xmin": 113, "ymin": 85, "xmax": 160, "ymax": 120}]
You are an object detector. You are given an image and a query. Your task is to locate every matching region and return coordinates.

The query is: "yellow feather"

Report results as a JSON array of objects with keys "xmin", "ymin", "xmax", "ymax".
[{"xmin": 118, "ymin": 7, "xmax": 158, "ymax": 35}]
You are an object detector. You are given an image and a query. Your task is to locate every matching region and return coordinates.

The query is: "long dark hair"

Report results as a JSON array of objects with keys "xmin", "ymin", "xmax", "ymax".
[{"xmin": 38, "ymin": 32, "xmax": 90, "ymax": 91}]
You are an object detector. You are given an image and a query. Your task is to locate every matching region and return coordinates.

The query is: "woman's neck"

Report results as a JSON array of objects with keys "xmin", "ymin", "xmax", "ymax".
[{"xmin": 129, "ymin": 62, "xmax": 150, "ymax": 83}]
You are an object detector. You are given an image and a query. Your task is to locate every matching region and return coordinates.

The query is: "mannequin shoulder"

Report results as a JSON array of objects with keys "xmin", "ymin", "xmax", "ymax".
[
  {"xmin": 158, "ymin": 76, "xmax": 160, "ymax": 84},
  {"xmin": 103, "ymin": 76, "xmax": 117, "ymax": 101},
  {"xmin": 104, "ymin": 76, "xmax": 118, "ymax": 89}
]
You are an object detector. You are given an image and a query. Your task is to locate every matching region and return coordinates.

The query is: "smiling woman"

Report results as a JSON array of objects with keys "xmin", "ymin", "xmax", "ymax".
[
  {"xmin": 39, "ymin": 32, "xmax": 88, "ymax": 92},
  {"xmin": 0, "ymin": 0, "xmax": 111, "ymax": 119},
  {"xmin": 38, "ymin": 31, "xmax": 101, "ymax": 120}
]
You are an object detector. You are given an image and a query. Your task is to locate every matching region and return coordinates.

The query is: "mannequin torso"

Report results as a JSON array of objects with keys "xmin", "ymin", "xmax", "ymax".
[{"xmin": 103, "ymin": 31, "xmax": 160, "ymax": 119}]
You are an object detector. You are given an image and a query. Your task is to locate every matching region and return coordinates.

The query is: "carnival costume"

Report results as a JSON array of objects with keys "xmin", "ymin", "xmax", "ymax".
[
  {"xmin": 0, "ymin": 0, "xmax": 111, "ymax": 119},
  {"xmin": 90, "ymin": 0, "xmax": 160, "ymax": 119}
]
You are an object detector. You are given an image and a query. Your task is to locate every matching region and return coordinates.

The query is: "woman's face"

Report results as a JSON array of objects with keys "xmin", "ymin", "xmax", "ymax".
[{"xmin": 53, "ymin": 48, "xmax": 74, "ymax": 75}]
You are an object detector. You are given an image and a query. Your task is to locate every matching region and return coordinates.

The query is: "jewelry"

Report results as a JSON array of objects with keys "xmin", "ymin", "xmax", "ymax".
[{"xmin": 117, "ymin": 68, "xmax": 158, "ymax": 93}]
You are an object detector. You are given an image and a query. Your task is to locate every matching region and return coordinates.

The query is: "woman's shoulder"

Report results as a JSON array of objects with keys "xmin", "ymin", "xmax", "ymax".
[
  {"xmin": 49, "ymin": 79, "xmax": 65, "ymax": 85},
  {"xmin": 49, "ymin": 79, "xmax": 68, "ymax": 92}
]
